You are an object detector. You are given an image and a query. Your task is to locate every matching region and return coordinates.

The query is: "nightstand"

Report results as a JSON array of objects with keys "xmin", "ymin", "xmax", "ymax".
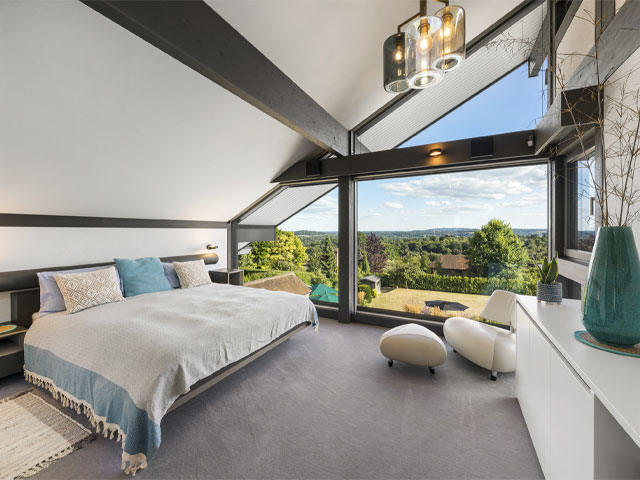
[
  {"xmin": 0, "ymin": 325, "xmax": 27, "ymax": 379},
  {"xmin": 209, "ymin": 268, "xmax": 244, "ymax": 286}
]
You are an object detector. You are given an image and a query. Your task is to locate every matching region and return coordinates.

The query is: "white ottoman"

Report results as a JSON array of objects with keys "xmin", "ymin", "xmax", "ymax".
[{"xmin": 379, "ymin": 323, "xmax": 447, "ymax": 374}]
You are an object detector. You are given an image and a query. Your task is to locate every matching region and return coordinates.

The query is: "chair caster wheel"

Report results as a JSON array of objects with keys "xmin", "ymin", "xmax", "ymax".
[
  {"xmin": 490, "ymin": 371, "xmax": 498, "ymax": 381},
  {"xmin": 428, "ymin": 366, "xmax": 435, "ymax": 374},
  {"xmin": 388, "ymin": 360, "xmax": 393, "ymax": 367}
]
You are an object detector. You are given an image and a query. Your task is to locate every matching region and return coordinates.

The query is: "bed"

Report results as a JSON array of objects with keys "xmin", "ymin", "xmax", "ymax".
[{"xmin": 19, "ymin": 281, "xmax": 317, "ymax": 474}]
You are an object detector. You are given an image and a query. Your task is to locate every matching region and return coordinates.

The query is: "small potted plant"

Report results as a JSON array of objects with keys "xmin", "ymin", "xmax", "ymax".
[{"xmin": 536, "ymin": 255, "xmax": 562, "ymax": 304}]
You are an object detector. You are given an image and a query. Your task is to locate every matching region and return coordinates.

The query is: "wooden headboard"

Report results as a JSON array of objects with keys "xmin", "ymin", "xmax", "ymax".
[{"xmin": 6, "ymin": 253, "xmax": 220, "ymax": 329}]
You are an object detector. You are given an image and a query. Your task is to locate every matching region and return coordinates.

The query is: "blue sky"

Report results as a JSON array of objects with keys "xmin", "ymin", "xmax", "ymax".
[{"xmin": 281, "ymin": 64, "xmax": 548, "ymax": 232}]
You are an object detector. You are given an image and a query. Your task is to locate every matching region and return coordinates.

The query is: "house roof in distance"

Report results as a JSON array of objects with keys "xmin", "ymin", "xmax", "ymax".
[
  {"xmin": 360, "ymin": 275, "xmax": 381, "ymax": 283},
  {"xmin": 429, "ymin": 254, "xmax": 469, "ymax": 271}
]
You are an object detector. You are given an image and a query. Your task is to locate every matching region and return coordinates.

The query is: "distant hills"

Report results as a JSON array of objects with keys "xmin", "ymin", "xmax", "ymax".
[{"xmin": 292, "ymin": 228, "xmax": 547, "ymax": 238}]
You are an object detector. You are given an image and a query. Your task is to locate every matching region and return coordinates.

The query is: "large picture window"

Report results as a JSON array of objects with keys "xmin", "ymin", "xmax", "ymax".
[{"xmin": 355, "ymin": 164, "xmax": 548, "ymax": 323}]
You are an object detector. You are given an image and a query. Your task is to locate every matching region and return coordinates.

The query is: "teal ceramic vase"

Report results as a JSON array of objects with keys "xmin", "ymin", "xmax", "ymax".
[{"xmin": 582, "ymin": 226, "xmax": 640, "ymax": 347}]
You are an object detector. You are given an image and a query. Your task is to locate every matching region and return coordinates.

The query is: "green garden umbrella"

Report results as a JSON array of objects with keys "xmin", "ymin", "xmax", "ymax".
[{"xmin": 309, "ymin": 283, "xmax": 339, "ymax": 303}]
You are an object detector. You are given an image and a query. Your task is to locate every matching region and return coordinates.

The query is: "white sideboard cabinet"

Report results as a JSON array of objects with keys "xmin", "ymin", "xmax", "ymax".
[{"xmin": 516, "ymin": 296, "xmax": 640, "ymax": 479}]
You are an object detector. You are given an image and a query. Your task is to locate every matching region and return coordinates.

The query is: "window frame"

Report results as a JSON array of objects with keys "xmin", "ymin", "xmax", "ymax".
[
  {"xmin": 353, "ymin": 160, "xmax": 549, "ymax": 324},
  {"xmin": 563, "ymin": 144, "xmax": 598, "ymax": 262}
]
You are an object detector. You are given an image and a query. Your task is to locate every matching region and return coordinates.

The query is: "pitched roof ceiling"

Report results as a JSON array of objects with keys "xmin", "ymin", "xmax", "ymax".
[
  {"xmin": 210, "ymin": 0, "xmax": 525, "ymax": 130},
  {"xmin": 1, "ymin": 0, "xmax": 533, "ymax": 225}
]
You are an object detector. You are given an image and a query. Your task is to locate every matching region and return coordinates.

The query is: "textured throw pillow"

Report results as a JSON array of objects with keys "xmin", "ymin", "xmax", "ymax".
[
  {"xmin": 53, "ymin": 266, "xmax": 124, "ymax": 314},
  {"xmin": 38, "ymin": 266, "xmax": 124, "ymax": 317},
  {"xmin": 114, "ymin": 257, "xmax": 172, "ymax": 297},
  {"xmin": 173, "ymin": 260, "xmax": 212, "ymax": 288}
]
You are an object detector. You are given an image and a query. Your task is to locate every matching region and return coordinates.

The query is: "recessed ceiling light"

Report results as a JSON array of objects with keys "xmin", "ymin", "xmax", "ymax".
[{"xmin": 429, "ymin": 148, "xmax": 443, "ymax": 157}]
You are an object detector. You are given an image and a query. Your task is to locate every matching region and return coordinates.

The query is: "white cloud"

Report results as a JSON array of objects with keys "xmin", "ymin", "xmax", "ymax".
[
  {"xmin": 425, "ymin": 200, "xmax": 451, "ymax": 206},
  {"xmin": 383, "ymin": 201, "xmax": 404, "ymax": 209},
  {"xmin": 380, "ymin": 171, "xmax": 533, "ymax": 200}
]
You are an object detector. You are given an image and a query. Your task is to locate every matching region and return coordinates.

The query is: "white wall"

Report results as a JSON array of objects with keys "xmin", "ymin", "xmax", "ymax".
[
  {"xmin": 0, "ymin": 1, "xmax": 313, "ymax": 221},
  {"xmin": 0, "ymin": 227, "xmax": 227, "ymax": 322}
]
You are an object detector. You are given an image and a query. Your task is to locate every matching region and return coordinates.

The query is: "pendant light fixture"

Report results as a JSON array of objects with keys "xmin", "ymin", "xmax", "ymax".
[
  {"xmin": 406, "ymin": 7, "xmax": 443, "ymax": 89},
  {"xmin": 382, "ymin": 0, "xmax": 466, "ymax": 93},
  {"xmin": 432, "ymin": 4, "xmax": 466, "ymax": 72},
  {"xmin": 383, "ymin": 32, "xmax": 409, "ymax": 93}
]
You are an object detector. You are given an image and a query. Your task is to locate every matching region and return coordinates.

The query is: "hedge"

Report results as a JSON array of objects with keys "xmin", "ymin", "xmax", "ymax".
[
  {"xmin": 380, "ymin": 271, "xmax": 537, "ymax": 296},
  {"xmin": 243, "ymin": 268, "xmax": 328, "ymax": 287}
]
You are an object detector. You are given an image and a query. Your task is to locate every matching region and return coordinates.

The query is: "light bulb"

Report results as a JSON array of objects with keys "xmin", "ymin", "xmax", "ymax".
[
  {"xmin": 394, "ymin": 48, "xmax": 403, "ymax": 62},
  {"xmin": 417, "ymin": 17, "xmax": 432, "ymax": 52},
  {"xmin": 441, "ymin": 13, "xmax": 453, "ymax": 40},
  {"xmin": 419, "ymin": 34, "xmax": 432, "ymax": 52}
]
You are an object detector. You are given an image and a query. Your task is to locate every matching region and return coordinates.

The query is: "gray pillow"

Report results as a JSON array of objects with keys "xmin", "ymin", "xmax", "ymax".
[{"xmin": 162, "ymin": 262, "xmax": 181, "ymax": 289}]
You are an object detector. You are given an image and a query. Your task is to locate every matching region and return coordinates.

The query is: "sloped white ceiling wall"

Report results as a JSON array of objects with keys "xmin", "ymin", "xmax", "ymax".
[
  {"xmin": 0, "ymin": 0, "xmax": 524, "ymax": 222},
  {"xmin": 0, "ymin": 0, "xmax": 315, "ymax": 221},
  {"xmin": 210, "ymin": 0, "xmax": 523, "ymax": 130}
]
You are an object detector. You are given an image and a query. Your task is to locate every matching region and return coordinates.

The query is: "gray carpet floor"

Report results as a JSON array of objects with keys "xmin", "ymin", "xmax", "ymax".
[{"xmin": 0, "ymin": 318, "xmax": 542, "ymax": 479}]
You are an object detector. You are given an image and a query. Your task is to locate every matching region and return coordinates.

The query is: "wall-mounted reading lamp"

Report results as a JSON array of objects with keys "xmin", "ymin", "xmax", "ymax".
[{"xmin": 206, "ymin": 244, "xmax": 218, "ymax": 250}]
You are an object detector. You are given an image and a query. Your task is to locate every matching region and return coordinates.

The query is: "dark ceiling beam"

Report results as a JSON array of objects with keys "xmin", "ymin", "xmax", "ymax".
[
  {"xmin": 81, "ymin": 0, "xmax": 349, "ymax": 156},
  {"xmin": 528, "ymin": 7, "xmax": 550, "ymax": 77},
  {"xmin": 535, "ymin": 0, "xmax": 639, "ymax": 153},
  {"xmin": 535, "ymin": 86, "xmax": 599, "ymax": 154},
  {"xmin": 528, "ymin": 0, "xmax": 583, "ymax": 78},
  {"xmin": 566, "ymin": 0, "xmax": 640, "ymax": 89},
  {"xmin": 275, "ymin": 131, "xmax": 539, "ymax": 184},
  {"xmin": 353, "ymin": 0, "xmax": 545, "ymax": 136}
]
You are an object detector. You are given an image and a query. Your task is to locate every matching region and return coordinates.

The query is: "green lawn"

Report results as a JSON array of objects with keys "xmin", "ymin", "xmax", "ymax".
[{"xmin": 369, "ymin": 288, "xmax": 490, "ymax": 319}]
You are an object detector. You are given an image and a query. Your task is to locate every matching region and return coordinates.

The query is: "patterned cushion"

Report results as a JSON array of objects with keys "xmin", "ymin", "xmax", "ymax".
[
  {"xmin": 53, "ymin": 266, "xmax": 125, "ymax": 314},
  {"xmin": 173, "ymin": 260, "xmax": 212, "ymax": 289}
]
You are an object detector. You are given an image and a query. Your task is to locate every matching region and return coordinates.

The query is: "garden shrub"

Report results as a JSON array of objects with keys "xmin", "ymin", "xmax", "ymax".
[
  {"xmin": 357, "ymin": 284, "xmax": 372, "ymax": 303},
  {"xmin": 357, "ymin": 291, "xmax": 366, "ymax": 305},
  {"xmin": 404, "ymin": 304, "xmax": 423, "ymax": 314}
]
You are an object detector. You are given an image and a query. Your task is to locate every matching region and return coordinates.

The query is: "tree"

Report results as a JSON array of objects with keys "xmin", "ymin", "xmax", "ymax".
[
  {"xmin": 467, "ymin": 219, "xmax": 529, "ymax": 277},
  {"xmin": 243, "ymin": 229, "xmax": 308, "ymax": 270},
  {"xmin": 383, "ymin": 257, "xmax": 422, "ymax": 289},
  {"xmin": 357, "ymin": 231, "xmax": 371, "ymax": 278},
  {"xmin": 319, "ymin": 236, "xmax": 338, "ymax": 286},
  {"xmin": 307, "ymin": 248, "xmax": 322, "ymax": 273},
  {"xmin": 366, "ymin": 233, "xmax": 388, "ymax": 274}
]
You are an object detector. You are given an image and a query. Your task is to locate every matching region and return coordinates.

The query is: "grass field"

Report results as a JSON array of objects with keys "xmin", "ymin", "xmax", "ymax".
[{"xmin": 369, "ymin": 288, "xmax": 490, "ymax": 319}]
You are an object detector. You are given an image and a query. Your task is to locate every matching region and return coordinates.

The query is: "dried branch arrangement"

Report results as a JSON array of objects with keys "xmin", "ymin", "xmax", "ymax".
[{"xmin": 490, "ymin": 7, "xmax": 640, "ymax": 227}]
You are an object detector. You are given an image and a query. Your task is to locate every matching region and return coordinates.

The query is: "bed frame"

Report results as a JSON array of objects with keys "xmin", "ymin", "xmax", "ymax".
[{"xmin": 7, "ymin": 254, "xmax": 312, "ymax": 412}]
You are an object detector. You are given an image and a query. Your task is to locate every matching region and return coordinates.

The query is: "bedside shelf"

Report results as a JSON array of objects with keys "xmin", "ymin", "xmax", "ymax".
[
  {"xmin": 0, "ymin": 324, "xmax": 26, "ymax": 378},
  {"xmin": 209, "ymin": 268, "xmax": 244, "ymax": 286}
]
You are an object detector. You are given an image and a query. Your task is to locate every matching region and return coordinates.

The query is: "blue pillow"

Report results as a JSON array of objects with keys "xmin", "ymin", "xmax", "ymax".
[
  {"xmin": 38, "ymin": 266, "xmax": 124, "ymax": 317},
  {"xmin": 162, "ymin": 262, "xmax": 181, "ymax": 289},
  {"xmin": 114, "ymin": 257, "xmax": 172, "ymax": 297}
]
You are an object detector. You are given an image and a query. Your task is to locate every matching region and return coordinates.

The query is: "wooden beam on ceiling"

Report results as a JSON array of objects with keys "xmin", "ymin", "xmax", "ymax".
[
  {"xmin": 528, "ymin": 6, "xmax": 551, "ymax": 77},
  {"xmin": 535, "ymin": 86, "xmax": 599, "ymax": 154},
  {"xmin": 274, "ymin": 131, "xmax": 540, "ymax": 184},
  {"xmin": 566, "ymin": 0, "xmax": 640, "ymax": 89},
  {"xmin": 528, "ymin": 0, "xmax": 583, "ymax": 78},
  {"xmin": 534, "ymin": 0, "xmax": 639, "ymax": 154},
  {"xmin": 81, "ymin": 0, "xmax": 350, "ymax": 156}
]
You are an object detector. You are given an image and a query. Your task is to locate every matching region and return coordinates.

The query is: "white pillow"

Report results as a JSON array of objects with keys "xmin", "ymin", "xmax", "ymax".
[
  {"xmin": 173, "ymin": 260, "xmax": 212, "ymax": 288},
  {"xmin": 53, "ymin": 266, "xmax": 124, "ymax": 314}
]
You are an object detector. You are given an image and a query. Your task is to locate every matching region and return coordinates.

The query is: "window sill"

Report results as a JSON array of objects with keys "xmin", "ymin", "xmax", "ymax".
[{"xmin": 557, "ymin": 258, "xmax": 589, "ymax": 285}]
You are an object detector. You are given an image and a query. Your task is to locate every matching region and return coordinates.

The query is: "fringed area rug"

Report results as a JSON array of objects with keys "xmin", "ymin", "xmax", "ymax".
[{"xmin": 0, "ymin": 389, "xmax": 95, "ymax": 479}]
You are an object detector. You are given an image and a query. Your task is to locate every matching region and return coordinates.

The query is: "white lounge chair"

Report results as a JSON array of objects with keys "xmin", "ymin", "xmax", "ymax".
[{"xmin": 443, "ymin": 290, "xmax": 516, "ymax": 381}]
